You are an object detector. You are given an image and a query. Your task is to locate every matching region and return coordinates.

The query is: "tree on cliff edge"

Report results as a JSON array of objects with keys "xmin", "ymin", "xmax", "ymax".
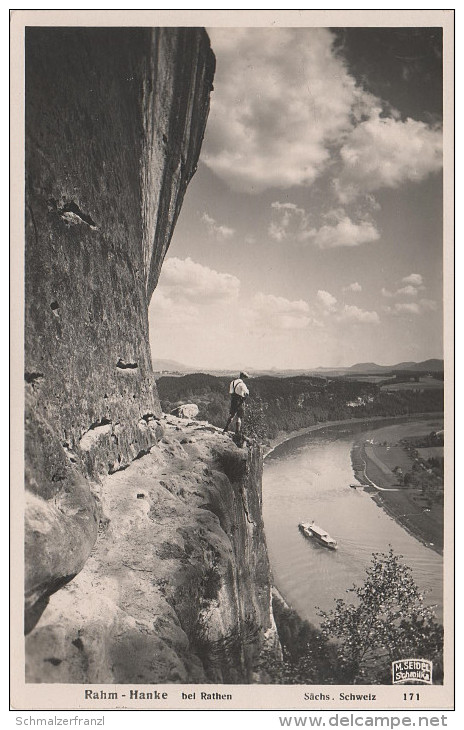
[{"xmin": 318, "ymin": 547, "xmax": 443, "ymax": 684}]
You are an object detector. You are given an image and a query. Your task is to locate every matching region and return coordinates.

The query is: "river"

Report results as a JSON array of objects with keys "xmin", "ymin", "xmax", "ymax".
[{"xmin": 262, "ymin": 417, "xmax": 444, "ymax": 626}]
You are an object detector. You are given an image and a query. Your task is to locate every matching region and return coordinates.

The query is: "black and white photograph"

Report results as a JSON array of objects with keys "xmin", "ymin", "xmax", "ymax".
[{"xmin": 11, "ymin": 9, "xmax": 454, "ymax": 712}]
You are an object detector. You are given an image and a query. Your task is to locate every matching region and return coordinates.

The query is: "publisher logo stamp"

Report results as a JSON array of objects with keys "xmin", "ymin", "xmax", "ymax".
[{"xmin": 392, "ymin": 659, "xmax": 433, "ymax": 684}]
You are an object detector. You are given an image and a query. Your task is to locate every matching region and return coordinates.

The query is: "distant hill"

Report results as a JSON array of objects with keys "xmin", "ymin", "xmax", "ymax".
[
  {"xmin": 152, "ymin": 358, "xmax": 191, "ymax": 372},
  {"xmin": 347, "ymin": 362, "xmax": 417, "ymax": 373},
  {"xmin": 388, "ymin": 361, "xmax": 417, "ymax": 370},
  {"xmin": 317, "ymin": 359, "xmax": 443, "ymax": 375},
  {"xmin": 348, "ymin": 362, "xmax": 392, "ymax": 373},
  {"xmin": 404, "ymin": 359, "xmax": 444, "ymax": 372}
]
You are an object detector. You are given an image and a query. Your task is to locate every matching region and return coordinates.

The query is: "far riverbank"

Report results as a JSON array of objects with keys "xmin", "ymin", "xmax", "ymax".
[
  {"xmin": 351, "ymin": 431, "xmax": 444, "ymax": 555},
  {"xmin": 264, "ymin": 412, "xmax": 443, "ymax": 458},
  {"xmin": 263, "ymin": 412, "xmax": 444, "ymax": 555}
]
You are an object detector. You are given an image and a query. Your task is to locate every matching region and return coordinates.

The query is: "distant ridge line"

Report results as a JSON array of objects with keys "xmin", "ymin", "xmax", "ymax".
[
  {"xmin": 316, "ymin": 358, "xmax": 444, "ymax": 374},
  {"xmin": 153, "ymin": 358, "xmax": 444, "ymax": 377}
]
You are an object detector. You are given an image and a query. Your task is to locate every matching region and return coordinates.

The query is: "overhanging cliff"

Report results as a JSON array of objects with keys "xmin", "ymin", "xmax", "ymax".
[
  {"xmin": 24, "ymin": 26, "xmax": 281, "ymax": 683},
  {"xmin": 25, "ymin": 27, "xmax": 214, "ymax": 630}
]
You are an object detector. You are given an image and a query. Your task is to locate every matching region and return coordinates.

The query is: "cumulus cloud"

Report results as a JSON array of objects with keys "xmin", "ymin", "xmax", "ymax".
[
  {"xmin": 334, "ymin": 115, "xmax": 442, "ymax": 203},
  {"xmin": 249, "ymin": 292, "xmax": 312, "ymax": 330},
  {"xmin": 268, "ymin": 222, "xmax": 286, "ymax": 242},
  {"xmin": 203, "ymin": 28, "xmax": 442, "ymax": 199},
  {"xmin": 402, "ymin": 273, "xmax": 424, "ymax": 286},
  {"xmin": 317, "ymin": 290, "xmax": 337, "ymax": 309},
  {"xmin": 314, "ymin": 289, "xmax": 380, "ymax": 326},
  {"xmin": 309, "ymin": 215, "xmax": 380, "ymax": 249},
  {"xmin": 268, "ymin": 203, "xmax": 379, "ymax": 249},
  {"xmin": 150, "ymin": 289, "xmax": 200, "ymax": 327},
  {"xmin": 344, "ymin": 282, "xmax": 362, "ymax": 292},
  {"xmin": 316, "ymin": 290, "xmax": 378, "ymax": 324},
  {"xmin": 338, "ymin": 304, "xmax": 380, "ymax": 324},
  {"xmin": 272, "ymin": 203, "xmax": 301, "ymax": 211},
  {"xmin": 397, "ymin": 285, "xmax": 419, "ymax": 296},
  {"xmin": 203, "ymin": 28, "xmax": 376, "ymax": 193},
  {"xmin": 393, "ymin": 302, "xmax": 420, "ymax": 315},
  {"xmin": 385, "ymin": 298, "xmax": 438, "ymax": 316},
  {"xmin": 382, "ymin": 273, "xmax": 426, "ymax": 299},
  {"xmin": 268, "ymin": 201, "xmax": 312, "ymax": 242},
  {"xmin": 149, "ymin": 259, "xmax": 243, "ymax": 356},
  {"xmin": 419, "ymin": 298, "xmax": 438, "ymax": 312},
  {"xmin": 156, "ymin": 257, "xmax": 240, "ymax": 303},
  {"xmin": 201, "ymin": 212, "xmax": 235, "ymax": 241}
]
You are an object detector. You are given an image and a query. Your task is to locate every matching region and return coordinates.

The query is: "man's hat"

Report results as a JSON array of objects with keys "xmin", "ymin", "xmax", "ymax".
[{"xmin": 240, "ymin": 371, "xmax": 249, "ymax": 379}]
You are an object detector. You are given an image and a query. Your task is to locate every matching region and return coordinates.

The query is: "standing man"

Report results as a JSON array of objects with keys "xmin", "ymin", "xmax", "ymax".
[{"xmin": 223, "ymin": 372, "xmax": 249, "ymax": 442}]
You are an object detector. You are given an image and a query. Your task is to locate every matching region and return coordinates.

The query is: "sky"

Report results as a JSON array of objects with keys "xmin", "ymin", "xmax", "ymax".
[{"xmin": 148, "ymin": 26, "xmax": 444, "ymax": 371}]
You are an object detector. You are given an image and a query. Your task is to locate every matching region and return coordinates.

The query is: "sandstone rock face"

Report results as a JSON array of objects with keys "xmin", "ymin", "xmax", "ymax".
[
  {"xmin": 171, "ymin": 403, "xmax": 200, "ymax": 419},
  {"xmin": 24, "ymin": 26, "xmax": 281, "ymax": 684},
  {"xmin": 24, "ymin": 28, "xmax": 215, "ymax": 627},
  {"xmin": 25, "ymin": 420, "xmax": 280, "ymax": 683}
]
